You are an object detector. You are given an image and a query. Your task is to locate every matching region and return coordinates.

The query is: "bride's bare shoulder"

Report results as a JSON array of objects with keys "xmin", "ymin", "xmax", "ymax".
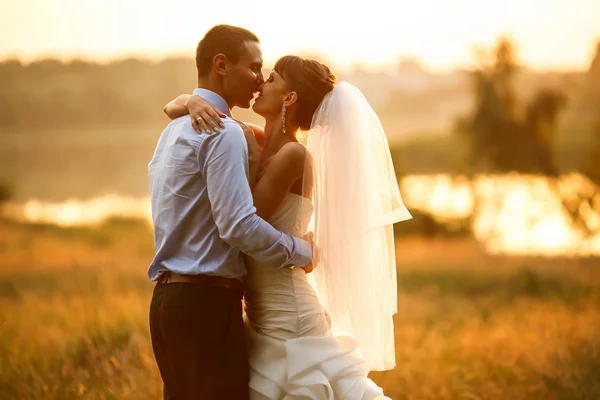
[
  {"xmin": 264, "ymin": 142, "xmax": 306, "ymax": 178},
  {"xmin": 278, "ymin": 141, "xmax": 306, "ymax": 158},
  {"xmin": 274, "ymin": 142, "xmax": 307, "ymax": 168}
]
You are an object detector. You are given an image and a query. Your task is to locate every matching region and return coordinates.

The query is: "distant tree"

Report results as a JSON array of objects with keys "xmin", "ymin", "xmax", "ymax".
[
  {"xmin": 583, "ymin": 41, "xmax": 600, "ymax": 185},
  {"xmin": 457, "ymin": 38, "xmax": 566, "ymax": 175},
  {"xmin": 457, "ymin": 38, "xmax": 519, "ymax": 173},
  {"xmin": 0, "ymin": 183, "xmax": 10, "ymax": 202},
  {"xmin": 583, "ymin": 121, "xmax": 600, "ymax": 185},
  {"xmin": 396, "ymin": 58, "xmax": 427, "ymax": 74},
  {"xmin": 0, "ymin": 181, "xmax": 12, "ymax": 218},
  {"xmin": 524, "ymin": 89, "xmax": 568, "ymax": 175}
]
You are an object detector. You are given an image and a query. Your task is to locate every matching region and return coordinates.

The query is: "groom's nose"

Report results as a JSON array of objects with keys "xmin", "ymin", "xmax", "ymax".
[{"xmin": 256, "ymin": 71, "xmax": 264, "ymax": 86}]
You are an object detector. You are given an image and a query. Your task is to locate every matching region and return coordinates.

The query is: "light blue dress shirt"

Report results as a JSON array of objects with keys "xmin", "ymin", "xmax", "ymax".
[{"xmin": 147, "ymin": 88, "xmax": 311, "ymax": 281}]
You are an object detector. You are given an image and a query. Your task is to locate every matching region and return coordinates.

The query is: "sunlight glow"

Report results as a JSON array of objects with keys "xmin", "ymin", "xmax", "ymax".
[{"xmin": 1, "ymin": 0, "xmax": 599, "ymax": 71}]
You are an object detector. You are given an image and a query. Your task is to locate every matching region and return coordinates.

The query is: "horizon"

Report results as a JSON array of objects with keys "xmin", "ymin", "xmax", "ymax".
[
  {"xmin": 2, "ymin": 0, "xmax": 600, "ymax": 73},
  {"xmin": 1, "ymin": 51, "xmax": 597, "ymax": 74}
]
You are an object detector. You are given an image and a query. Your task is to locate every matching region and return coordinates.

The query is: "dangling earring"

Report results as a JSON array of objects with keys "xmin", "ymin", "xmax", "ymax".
[{"xmin": 281, "ymin": 105, "xmax": 286, "ymax": 135}]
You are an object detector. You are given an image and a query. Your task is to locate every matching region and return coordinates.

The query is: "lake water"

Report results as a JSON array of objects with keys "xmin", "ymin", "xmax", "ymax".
[{"xmin": 3, "ymin": 173, "xmax": 599, "ymax": 257}]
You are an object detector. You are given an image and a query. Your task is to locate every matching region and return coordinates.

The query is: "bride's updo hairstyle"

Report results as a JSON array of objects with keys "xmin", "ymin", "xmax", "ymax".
[{"xmin": 273, "ymin": 56, "xmax": 336, "ymax": 130}]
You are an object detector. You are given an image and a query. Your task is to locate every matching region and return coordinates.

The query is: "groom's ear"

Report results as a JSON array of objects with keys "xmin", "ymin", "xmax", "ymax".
[
  {"xmin": 283, "ymin": 92, "xmax": 298, "ymax": 108},
  {"xmin": 213, "ymin": 54, "xmax": 228, "ymax": 76}
]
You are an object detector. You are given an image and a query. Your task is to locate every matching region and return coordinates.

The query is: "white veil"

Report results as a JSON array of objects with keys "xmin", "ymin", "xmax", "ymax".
[{"xmin": 300, "ymin": 81, "xmax": 412, "ymax": 371}]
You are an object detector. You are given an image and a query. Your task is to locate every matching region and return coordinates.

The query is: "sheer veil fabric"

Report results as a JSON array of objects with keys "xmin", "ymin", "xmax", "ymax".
[{"xmin": 299, "ymin": 81, "xmax": 412, "ymax": 371}]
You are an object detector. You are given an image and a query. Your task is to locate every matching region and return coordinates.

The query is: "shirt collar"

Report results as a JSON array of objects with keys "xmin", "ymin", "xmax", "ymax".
[{"xmin": 192, "ymin": 88, "xmax": 232, "ymax": 118}]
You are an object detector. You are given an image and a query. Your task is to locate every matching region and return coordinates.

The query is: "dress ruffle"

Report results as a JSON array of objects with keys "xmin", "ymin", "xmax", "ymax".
[{"xmin": 246, "ymin": 324, "xmax": 390, "ymax": 400}]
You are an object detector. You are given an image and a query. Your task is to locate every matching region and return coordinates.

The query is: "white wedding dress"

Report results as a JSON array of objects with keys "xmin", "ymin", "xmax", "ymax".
[{"xmin": 244, "ymin": 193, "xmax": 391, "ymax": 400}]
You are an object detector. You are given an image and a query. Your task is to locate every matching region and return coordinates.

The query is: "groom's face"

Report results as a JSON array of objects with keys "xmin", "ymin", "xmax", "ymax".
[{"xmin": 224, "ymin": 41, "xmax": 264, "ymax": 109}]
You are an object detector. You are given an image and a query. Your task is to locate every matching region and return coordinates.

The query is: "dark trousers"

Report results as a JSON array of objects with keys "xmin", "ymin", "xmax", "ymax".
[{"xmin": 149, "ymin": 282, "xmax": 249, "ymax": 400}]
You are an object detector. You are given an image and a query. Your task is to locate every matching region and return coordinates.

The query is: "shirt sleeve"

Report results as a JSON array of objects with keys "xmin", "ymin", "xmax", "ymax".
[{"xmin": 202, "ymin": 122, "xmax": 311, "ymax": 267}]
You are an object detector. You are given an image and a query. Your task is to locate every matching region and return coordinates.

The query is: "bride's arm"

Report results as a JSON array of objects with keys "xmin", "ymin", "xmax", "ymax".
[
  {"xmin": 243, "ymin": 123, "xmax": 265, "ymax": 146},
  {"xmin": 235, "ymin": 121, "xmax": 261, "ymax": 190},
  {"xmin": 244, "ymin": 122, "xmax": 265, "ymax": 147},
  {"xmin": 164, "ymin": 94, "xmax": 226, "ymax": 133},
  {"xmin": 252, "ymin": 142, "xmax": 305, "ymax": 221},
  {"xmin": 163, "ymin": 94, "xmax": 191, "ymax": 119}
]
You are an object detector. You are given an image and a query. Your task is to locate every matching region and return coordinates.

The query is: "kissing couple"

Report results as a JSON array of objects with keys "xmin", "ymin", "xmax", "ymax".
[{"xmin": 148, "ymin": 24, "xmax": 412, "ymax": 400}]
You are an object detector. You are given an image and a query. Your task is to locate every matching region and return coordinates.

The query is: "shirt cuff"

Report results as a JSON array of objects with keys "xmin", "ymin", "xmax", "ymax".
[{"xmin": 288, "ymin": 236, "xmax": 312, "ymax": 268}]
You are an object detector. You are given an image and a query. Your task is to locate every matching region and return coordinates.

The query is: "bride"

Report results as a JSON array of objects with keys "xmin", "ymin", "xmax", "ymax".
[{"xmin": 164, "ymin": 55, "xmax": 412, "ymax": 399}]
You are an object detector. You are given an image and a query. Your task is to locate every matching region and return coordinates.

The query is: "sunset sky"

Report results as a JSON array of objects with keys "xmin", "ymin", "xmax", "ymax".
[{"xmin": 1, "ymin": 0, "xmax": 600, "ymax": 71}]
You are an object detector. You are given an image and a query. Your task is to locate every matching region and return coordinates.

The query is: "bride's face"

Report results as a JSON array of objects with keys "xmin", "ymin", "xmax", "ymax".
[{"xmin": 252, "ymin": 71, "xmax": 291, "ymax": 117}]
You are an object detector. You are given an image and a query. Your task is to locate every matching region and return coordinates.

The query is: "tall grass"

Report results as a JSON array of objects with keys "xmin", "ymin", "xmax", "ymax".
[{"xmin": 1, "ymin": 221, "xmax": 599, "ymax": 399}]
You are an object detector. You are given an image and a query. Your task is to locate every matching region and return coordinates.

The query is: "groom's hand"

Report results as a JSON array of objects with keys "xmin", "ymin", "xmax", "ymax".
[{"xmin": 301, "ymin": 232, "xmax": 316, "ymax": 274}]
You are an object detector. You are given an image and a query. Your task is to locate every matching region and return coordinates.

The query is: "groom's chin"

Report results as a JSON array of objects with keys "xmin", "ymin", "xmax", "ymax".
[{"xmin": 236, "ymin": 99, "xmax": 252, "ymax": 109}]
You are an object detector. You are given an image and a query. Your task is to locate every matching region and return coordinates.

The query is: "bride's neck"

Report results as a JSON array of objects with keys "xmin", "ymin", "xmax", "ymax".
[{"xmin": 262, "ymin": 117, "xmax": 298, "ymax": 159}]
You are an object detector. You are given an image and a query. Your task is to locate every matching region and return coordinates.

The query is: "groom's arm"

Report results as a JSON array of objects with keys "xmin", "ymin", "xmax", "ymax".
[{"xmin": 202, "ymin": 121, "xmax": 312, "ymax": 268}]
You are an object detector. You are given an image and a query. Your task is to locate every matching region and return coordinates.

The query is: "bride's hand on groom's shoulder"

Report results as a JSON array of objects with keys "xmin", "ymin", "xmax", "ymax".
[{"xmin": 188, "ymin": 95, "xmax": 226, "ymax": 134}]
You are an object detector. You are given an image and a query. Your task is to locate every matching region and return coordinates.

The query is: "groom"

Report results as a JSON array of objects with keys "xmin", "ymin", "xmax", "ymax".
[{"xmin": 148, "ymin": 25, "xmax": 313, "ymax": 400}]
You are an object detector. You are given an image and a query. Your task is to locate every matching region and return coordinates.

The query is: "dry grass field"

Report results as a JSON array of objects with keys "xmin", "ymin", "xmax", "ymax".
[{"xmin": 1, "ymin": 219, "xmax": 599, "ymax": 399}]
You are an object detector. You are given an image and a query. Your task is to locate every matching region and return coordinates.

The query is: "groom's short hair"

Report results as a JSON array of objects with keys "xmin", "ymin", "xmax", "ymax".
[{"xmin": 196, "ymin": 25, "xmax": 260, "ymax": 78}]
